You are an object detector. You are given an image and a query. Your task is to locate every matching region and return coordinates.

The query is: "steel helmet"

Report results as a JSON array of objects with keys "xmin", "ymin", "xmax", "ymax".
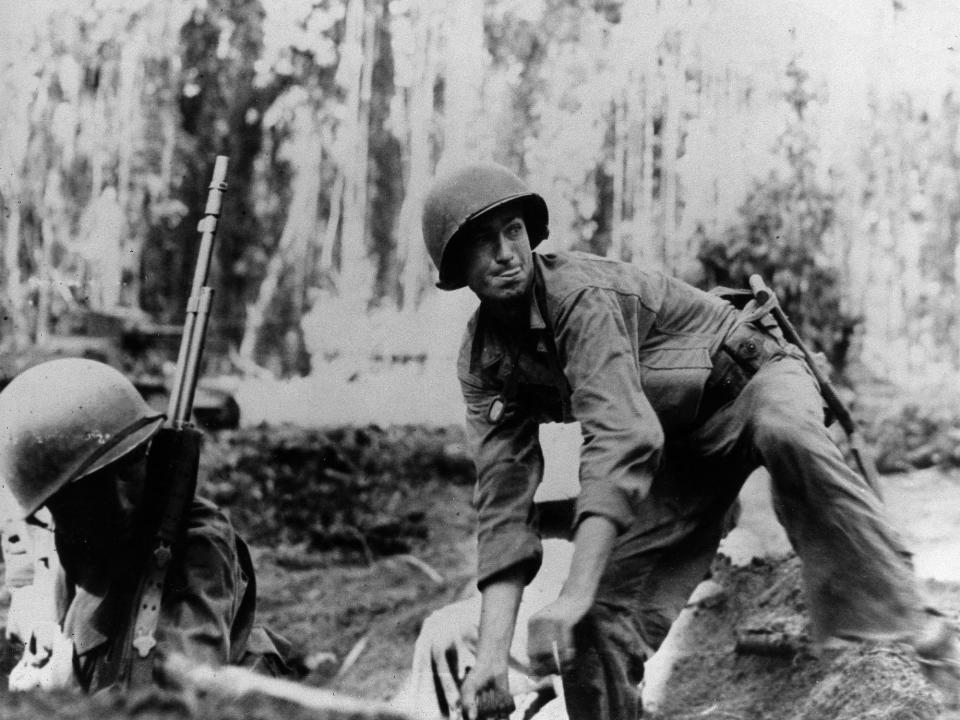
[
  {"xmin": 422, "ymin": 162, "xmax": 549, "ymax": 290},
  {"xmin": 0, "ymin": 359, "xmax": 165, "ymax": 519}
]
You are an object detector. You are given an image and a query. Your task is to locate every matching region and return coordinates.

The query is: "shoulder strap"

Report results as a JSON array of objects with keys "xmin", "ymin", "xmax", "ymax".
[{"xmin": 532, "ymin": 269, "xmax": 573, "ymax": 420}]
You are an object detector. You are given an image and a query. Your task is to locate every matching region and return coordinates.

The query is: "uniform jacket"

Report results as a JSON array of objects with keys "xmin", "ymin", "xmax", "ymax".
[
  {"xmin": 62, "ymin": 497, "xmax": 286, "ymax": 692},
  {"xmin": 458, "ymin": 251, "xmax": 741, "ymax": 587}
]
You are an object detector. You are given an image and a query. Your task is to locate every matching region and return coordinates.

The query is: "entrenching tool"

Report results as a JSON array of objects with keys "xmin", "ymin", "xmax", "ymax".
[{"xmin": 748, "ymin": 274, "xmax": 883, "ymax": 499}]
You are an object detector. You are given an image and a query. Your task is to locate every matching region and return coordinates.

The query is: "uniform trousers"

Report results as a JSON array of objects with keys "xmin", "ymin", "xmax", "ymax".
[{"xmin": 563, "ymin": 354, "xmax": 922, "ymax": 720}]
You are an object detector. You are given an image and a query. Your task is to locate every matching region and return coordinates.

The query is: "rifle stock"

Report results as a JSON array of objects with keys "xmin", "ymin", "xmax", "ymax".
[{"xmin": 119, "ymin": 157, "xmax": 230, "ymax": 687}]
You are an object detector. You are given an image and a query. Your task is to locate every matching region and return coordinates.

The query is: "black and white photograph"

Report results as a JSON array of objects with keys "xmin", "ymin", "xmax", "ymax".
[{"xmin": 1, "ymin": 1, "xmax": 960, "ymax": 718}]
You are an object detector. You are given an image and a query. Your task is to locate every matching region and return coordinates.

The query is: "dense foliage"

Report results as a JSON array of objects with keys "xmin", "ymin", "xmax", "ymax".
[
  {"xmin": 696, "ymin": 63, "xmax": 859, "ymax": 372},
  {"xmin": 863, "ymin": 395, "xmax": 960, "ymax": 474},
  {"xmin": 199, "ymin": 424, "xmax": 473, "ymax": 559}
]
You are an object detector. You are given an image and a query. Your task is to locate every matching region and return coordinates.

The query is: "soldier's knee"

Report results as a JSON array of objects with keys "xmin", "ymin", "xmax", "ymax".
[{"xmin": 751, "ymin": 403, "xmax": 819, "ymax": 456}]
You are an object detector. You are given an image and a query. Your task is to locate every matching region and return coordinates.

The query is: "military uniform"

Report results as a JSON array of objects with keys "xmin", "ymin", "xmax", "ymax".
[
  {"xmin": 60, "ymin": 497, "xmax": 288, "ymax": 692},
  {"xmin": 460, "ymin": 250, "xmax": 924, "ymax": 718},
  {"xmin": 0, "ymin": 361, "xmax": 290, "ymax": 694}
]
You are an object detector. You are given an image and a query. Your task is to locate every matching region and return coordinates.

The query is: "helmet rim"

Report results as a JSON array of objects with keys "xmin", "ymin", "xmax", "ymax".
[
  {"xmin": 436, "ymin": 193, "xmax": 549, "ymax": 291},
  {"xmin": 19, "ymin": 413, "xmax": 164, "ymax": 519},
  {"xmin": 0, "ymin": 359, "xmax": 166, "ymax": 519},
  {"xmin": 421, "ymin": 162, "xmax": 549, "ymax": 291}
]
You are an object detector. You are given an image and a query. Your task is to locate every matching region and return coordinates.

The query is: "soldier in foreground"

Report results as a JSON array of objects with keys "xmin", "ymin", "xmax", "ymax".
[
  {"xmin": 421, "ymin": 161, "xmax": 960, "ymax": 719},
  {"xmin": 0, "ymin": 358, "xmax": 288, "ymax": 692}
]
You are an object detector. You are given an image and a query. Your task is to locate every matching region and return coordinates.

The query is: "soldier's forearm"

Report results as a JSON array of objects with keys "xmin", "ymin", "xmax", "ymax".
[
  {"xmin": 475, "ymin": 567, "xmax": 526, "ymax": 669},
  {"xmin": 558, "ymin": 514, "xmax": 617, "ymax": 606}
]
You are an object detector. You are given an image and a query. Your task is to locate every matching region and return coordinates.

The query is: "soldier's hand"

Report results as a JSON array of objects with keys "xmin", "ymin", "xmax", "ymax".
[
  {"xmin": 428, "ymin": 625, "xmax": 472, "ymax": 716},
  {"xmin": 460, "ymin": 663, "xmax": 514, "ymax": 720},
  {"xmin": 9, "ymin": 621, "xmax": 75, "ymax": 692},
  {"xmin": 526, "ymin": 595, "xmax": 591, "ymax": 678}
]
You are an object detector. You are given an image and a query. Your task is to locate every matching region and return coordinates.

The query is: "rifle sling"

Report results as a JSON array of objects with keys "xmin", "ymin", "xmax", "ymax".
[{"xmin": 125, "ymin": 427, "xmax": 202, "ymax": 688}]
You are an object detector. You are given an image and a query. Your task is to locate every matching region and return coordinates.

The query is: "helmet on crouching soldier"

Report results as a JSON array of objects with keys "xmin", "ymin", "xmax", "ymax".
[
  {"xmin": 421, "ymin": 162, "xmax": 549, "ymax": 290},
  {"xmin": 0, "ymin": 359, "xmax": 165, "ymax": 520}
]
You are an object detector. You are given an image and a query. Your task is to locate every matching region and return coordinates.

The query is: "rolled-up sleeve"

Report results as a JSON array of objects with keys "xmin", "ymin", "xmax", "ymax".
[
  {"xmin": 553, "ymin": 287, "xmax": 664, "ymax": 531},
  {"xmin": 461, "ymin": 375, "xmax": 544, "ymax": 589}
]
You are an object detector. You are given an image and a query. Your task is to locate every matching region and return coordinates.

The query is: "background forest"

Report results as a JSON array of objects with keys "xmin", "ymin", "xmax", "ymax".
[{"xmin": 2, "ymin": 0, "xmax": 960, "ymax": 426}]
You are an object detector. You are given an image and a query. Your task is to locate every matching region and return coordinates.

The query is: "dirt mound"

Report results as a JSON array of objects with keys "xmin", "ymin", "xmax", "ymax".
[
  {"xmin": 650, "ymin": 554, "xmax": 953, "ymax": 720},
  {"xmin": 1, "ymin": 553, "xmax": 950, "ymax": 720}
]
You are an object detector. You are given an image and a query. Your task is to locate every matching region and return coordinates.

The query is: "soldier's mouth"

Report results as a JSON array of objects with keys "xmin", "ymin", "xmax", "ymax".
[{"xmin": 494, "ymin": 268, "xmax": 521, "ymax": 280}]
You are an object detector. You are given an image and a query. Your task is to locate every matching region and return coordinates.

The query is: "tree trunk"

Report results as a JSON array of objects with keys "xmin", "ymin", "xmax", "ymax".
[
  {"xmin": 320, "ymin": 170, "xmax": 345, "ymax": 271},
  {"xmin": 337, "ymin": 0, "xmax": 376, "ymax": 306},
  {"xmin": 36, "ymin": 172, "xmax": 60, "ymax": 346},
  {"xmin": 397, "ymin": 0, "xmax": 441, "ymax": 309},
  {"xmin": 622, "ymin": 72, "xmax": 643, "ymax": 263},
  {"xmin": 660, "ymin": 47, "xmax": 681, "ymax": 273},
  {"xmin": 437, "ymin": 0, "xmax": 484, "ymax": 167},
  {"xmin": 3, "ymin": 196, "xmax": 26, "ymax": 349},
  {"xmin": 608, "ymin": 94, "xmax": 626, "ymax": 261},
  {"xmin": 636, "ymin": 75, "xmax": 656, "ymax": 266},
  {"xmin": 239, "ymin": 123, "xmax": 322, "ymax": 364}
]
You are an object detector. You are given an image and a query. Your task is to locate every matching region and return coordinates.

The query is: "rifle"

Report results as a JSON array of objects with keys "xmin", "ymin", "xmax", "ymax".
[
  {"xmin": 747, "ymin": 274, "xmax": 883, "ymax": 499},
  {"xmin": 120, "ymin": 156, "xmax": 230, "ymax": 687}
]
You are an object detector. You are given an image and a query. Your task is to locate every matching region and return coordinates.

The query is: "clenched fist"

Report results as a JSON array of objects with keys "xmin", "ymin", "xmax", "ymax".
[{"xmin": 526, "ymin": 595, "xmax": 591, "ymax": 678}]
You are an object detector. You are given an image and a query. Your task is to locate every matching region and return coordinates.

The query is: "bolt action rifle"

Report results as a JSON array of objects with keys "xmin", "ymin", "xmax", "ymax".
[
  {"xmin": 748, "ymin": 274, "xmax": 883, "ymax": 499},
  {"xmin": 118, "ymin": 156, "xmax": 230, "ymax": 687}
]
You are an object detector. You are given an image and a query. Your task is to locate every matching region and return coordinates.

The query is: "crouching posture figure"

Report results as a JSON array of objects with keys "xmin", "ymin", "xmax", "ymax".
[
  {"xmin": 421, "ymin": 161, "xmax": 960, "ymax": 719},
  {"xmin": 0, "ymin": 359, "xmax": 288, "ymax": 692}
]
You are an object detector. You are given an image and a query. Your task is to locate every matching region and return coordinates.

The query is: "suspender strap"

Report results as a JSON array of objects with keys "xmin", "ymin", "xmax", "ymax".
[{"xmin": 533, "ymin": 269, "xmax": 572, "ymax": 420}]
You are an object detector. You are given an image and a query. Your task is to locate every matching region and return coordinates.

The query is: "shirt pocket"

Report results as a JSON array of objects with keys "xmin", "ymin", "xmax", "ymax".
[{"xmin": 638, "ymin": 336, "xmax": 713, "ymax": 433}]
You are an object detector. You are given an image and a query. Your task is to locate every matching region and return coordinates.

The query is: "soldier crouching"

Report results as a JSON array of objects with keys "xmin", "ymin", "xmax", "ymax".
[{"xmin": 0, "ymin": 359, "xmax": 289, "ymax": 693}]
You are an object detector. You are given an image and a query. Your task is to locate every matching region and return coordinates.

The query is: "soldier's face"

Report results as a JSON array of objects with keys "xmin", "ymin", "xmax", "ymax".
[
  {"xmin": 46, "ymin": 447, "xmax": 147, "ymax": 555},
  {"xmin": 462, "ymin": 207, "xmax": 534, "ymax": 304}
]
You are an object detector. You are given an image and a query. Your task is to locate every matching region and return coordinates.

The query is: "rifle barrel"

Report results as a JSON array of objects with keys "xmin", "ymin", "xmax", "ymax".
[
  {"xmin": 168, "ymin": 156, "xmax": 229, "ymax": 424},
  {"xmin": 176, "ymin": 287, "xmax": 214, "ymax": 426},
  {"xmin": 122, "ymin": 156, "xmax": 229, "ymax": 687}
]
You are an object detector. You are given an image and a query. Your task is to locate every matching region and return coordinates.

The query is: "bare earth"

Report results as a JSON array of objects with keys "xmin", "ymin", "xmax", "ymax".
[{"xmin": 1, "ymin": 454, "xmax": 959, "ymax": 718}]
